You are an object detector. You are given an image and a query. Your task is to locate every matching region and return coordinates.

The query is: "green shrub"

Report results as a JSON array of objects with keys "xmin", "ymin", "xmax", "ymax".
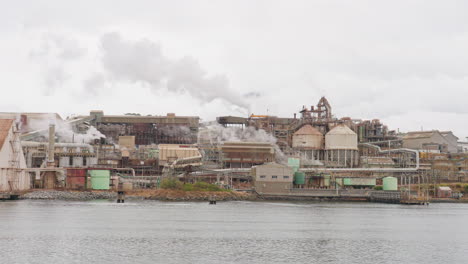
[
  {"xmin": 161, "ymin": 179, "xmax": 228, "ymax": 192},
  {"xmin": 373, "ymin": 186, "xmax": 383, "ymax": 190},
  {"xmin": 160, "ymin": 178, "xmax": 183, "ymax": 190},
  {"xmin": 182, "ymin": 182, "xmax": 227, "ymax": 192},
  {"xmin": 464, "ymin": 185, "xmax": 468, "ymax": 194},
  {"xmin": 182, "ymin": 184, "xmax": 194, "ymax": 191},
  {"xmin": 193, "ymin": 182, "xmax": 224, "ymax": 191}
]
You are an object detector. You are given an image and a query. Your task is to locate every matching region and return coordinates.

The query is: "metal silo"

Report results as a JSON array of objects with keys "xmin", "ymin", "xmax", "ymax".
[
  {"xmin": 292, "ymin": 125, "xmax": 323, "ymax": 149},
  {"xmin": 324, "ymin": 124, "xmax": 359, "ymax": 167},
  {"xmin": 292, "ymin": 125, "xmax": 323, "ymax": 161}
]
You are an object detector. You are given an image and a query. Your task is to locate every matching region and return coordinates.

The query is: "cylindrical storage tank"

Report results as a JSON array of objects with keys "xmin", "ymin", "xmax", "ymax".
[
  {"xmin": 324, "ymin": 175, "xmax": 330, "ymax": 187},
  {"xmin": 73, "ymin": 157, "xmax": 83, "ymax": 167},
  {"xmin": 383, "ymin": 176, "xmax": 398, "ymax": 191},
  {"xmin": 89, "ymin": 170, "xmax": 110, "ymax": 190},
  {"xmin": 294, "ymin": 172, "xmax": 306, "ymax": 185},
  {"xmin": 288, "ymin": 158, "xmax": 300, "ymax": 172},
  {"xmin": 59, "ymin": 157, "xmax": 70, "ymax": 167},
  {"xmin": 292, "ymin": 125, "xmax": 323, "ymax": 149},
  {"xmin": 87, "ymin": 157, "xmax": 98, "ymax": 166},
  {"xmin": 325, "ymin": 124, "xmax": 358, "ymax": 150}
]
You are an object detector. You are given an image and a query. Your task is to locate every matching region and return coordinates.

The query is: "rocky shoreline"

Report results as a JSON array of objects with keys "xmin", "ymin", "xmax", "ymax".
[
  {"xmin": 20, "ymin": 189, "xmax": 256, "ymax": 201},
  {"xmin": 22, "ymin": 190, "xmax": 117, "ymax": 200},
  {"xmin": 19, "ymin": 190, "xmax": 468, "ymax": 203}
]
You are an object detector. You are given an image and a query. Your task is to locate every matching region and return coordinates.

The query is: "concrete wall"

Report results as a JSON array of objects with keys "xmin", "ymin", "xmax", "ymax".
[{"xmin": 254, "ymin": 181, "xmax": 293, "ymax": 194}]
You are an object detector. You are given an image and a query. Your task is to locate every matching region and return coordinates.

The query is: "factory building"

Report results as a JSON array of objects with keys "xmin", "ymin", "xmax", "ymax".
[
  {"xmin": 0, "ymin": 119, "xmax": 30, "ymax": 192},
  {"xmin": 252, "ymin": 162, "xmax": 293, "ymax": 195},
  {"xmin": 21, "ymin": 142, "xmax": 97, "ymax": 168},
  {"xmin": 440, "ymin": 131, "xmax": 459, "ymax": 153},
  {"xmin": 88, "ymin": 111, "xmax": 199, "ymax": 146},
  {"xmin": 217, "ymin": 97, "xmax": 397, "ymax": 151},
  {"xmin": 158, "ymin": 144, "xmax": 201, "ymax": 167},
  {"xmin": 459, "ymin": 138, "xmax": 468, "ymax": 153},
  {"xmin": 402, "ymin": 130, "xmax": 453, "ymax": 153},
  {"xmin": 221, "ymin": 142, "xmax": 275, "ymax": 168}
]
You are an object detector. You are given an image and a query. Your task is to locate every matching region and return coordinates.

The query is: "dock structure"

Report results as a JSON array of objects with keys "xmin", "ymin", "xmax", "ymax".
[{"xmin": 369, "ymin": 191, "xmax": 401, "ymax": 204}]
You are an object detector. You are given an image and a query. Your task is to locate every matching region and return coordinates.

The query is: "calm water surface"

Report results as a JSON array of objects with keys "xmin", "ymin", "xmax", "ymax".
[{"xmin": 1, "ymin": 200, "xmax": 467, "ymax": 264}]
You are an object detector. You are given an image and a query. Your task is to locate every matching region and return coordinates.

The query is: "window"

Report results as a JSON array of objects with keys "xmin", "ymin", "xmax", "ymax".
[
  {"xmin": 283, "ymin": 176, "xmax": 290, "ymax": 179},
  {"xmin": 260, "ymin": 175, "xmax": 266, "ymax": 179},
  {"xmin": 272, "ymin": 175, "xmax": 278, "ymax": 179}
]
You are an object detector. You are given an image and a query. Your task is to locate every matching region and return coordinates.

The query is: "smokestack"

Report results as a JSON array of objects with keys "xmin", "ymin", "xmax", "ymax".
[
  {"xmin": 48, "ymin": 124, "xmax": 55, "ymax": 165},
  {"xmin": 294, "ymin": 113, "xmax": 296, "ymax": 119}
]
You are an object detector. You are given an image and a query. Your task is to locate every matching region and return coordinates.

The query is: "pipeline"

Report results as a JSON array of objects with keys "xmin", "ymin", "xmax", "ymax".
[
  {"xmin": 21, "ymin": 141, "xmax": 95, "ymax": 152},
  {"xmin": 359, "ymin": 143, "xmax": 419, "ymax": 170}
]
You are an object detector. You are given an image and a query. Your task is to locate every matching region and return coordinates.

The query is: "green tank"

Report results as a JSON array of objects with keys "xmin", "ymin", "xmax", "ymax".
[
  {"xmin": 89, "ymin": 170, "xmax": 110, "ymax": 190},
  {"xmin": 288, "ymin": 158, "xmax": 300, "ymax": 172},
  {"xmin": 294, "ymin": 172, "xmax": 306, "ymax": 185},
  {"xmin": 383, "ymin": 177, "xmax": 398, "ymax": 191},
  {"xmin": 323, "ymin": 175, "xmax": 331, "ymax": 187}
]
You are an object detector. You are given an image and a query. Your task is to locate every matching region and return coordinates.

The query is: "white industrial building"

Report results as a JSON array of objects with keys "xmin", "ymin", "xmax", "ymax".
[{"xmin": 0, "ymin": 119, "xmax": 30, "ymax": 192}]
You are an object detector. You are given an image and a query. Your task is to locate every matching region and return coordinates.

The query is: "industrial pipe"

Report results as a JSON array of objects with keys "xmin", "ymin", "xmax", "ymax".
[{"xmin": 48, "ymin": 124, "xmax": 55, "ymax": 163}]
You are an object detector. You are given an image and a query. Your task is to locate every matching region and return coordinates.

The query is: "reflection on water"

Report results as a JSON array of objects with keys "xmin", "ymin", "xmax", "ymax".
[{"xmin": 1, "ymin": 200, "xmax": 467, "ymax": 264}]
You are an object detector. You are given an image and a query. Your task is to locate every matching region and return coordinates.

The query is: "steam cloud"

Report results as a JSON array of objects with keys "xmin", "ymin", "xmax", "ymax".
[
  {"xmin": 27, "ymin": 117, "xmax": 105, "ymax": 144},
  {"xmin": 199, "ymin": 124, "xmax": 286, "ymax": 163},
  {"xmin": 99, "ymin": 32, "xmax": 248, "ymax": 111}
]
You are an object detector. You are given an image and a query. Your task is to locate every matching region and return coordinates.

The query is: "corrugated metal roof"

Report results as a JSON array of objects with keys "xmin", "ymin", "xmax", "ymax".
[
  {"xmin": 0, "ymin": 112, "xmax": 62, "ymax": 120},
  {"xmin": 326, "ymin": 124, "xmax": 356, "ymax": 135},
  {"xmin": 0, "ymin": 119, "xmax": 14, "ymax": 150},
  {"xmin": 440, "ymin": 131, "xmax": 459, "ymax": 140},
  {"xmin": 403, "ymin": 131, "xmax": 439, "ymax": 139},
  {"xmin": 294, "ymin": 125, "xmax": 322, "ymax": 135},
  {"xmin": 437, "ymin": 186, "xmax": 451, "ymax": 191}
]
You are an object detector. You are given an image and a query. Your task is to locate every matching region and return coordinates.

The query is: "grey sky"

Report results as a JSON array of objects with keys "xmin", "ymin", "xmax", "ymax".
[{"xmin": 1, "ymin": 0, "xmax": 467, "ymax": 139}]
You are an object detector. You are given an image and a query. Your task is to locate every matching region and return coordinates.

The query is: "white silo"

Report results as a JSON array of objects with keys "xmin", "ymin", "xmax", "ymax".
[
  {"xmin": 325, "ymin": 124, "xmax": 359, "ymax": 167},
  {"xmin": 292, "ymin": 125, "xmax": 323, "ymax": 161}
]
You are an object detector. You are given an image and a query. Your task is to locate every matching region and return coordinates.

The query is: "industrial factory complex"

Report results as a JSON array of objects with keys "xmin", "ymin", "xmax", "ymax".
[{"xmin": 1, "ymin": 97, "xmax": 467, "ymax": 202}]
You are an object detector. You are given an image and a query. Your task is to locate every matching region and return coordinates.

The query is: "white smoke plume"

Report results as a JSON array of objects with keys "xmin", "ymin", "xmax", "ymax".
[
  {"xmin": 27, "ymin": 116, "xmax": 105, "ymax": 144},
  {"xmin": 99, "ymin": 32, "xmax": 248, "ymax": 111},
  {"xmin": 199, "ymin": 124, "xmax": 286, "ymax": 163}
]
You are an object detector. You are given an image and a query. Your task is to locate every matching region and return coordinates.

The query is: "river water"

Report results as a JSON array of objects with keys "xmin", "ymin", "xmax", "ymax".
[{"xmin": 1, "ymin": 200, "xmax": 467, "ymax": 264}]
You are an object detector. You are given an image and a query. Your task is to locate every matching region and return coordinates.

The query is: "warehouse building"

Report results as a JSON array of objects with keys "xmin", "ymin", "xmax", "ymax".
[
  {"xmin": 251, "ymin": 162, "xmax": 293, "ymax": 195},
  {"xmin": 402, "ymin": 130, "xmax": 452, "ymax": 153},
  {"xmin": 88, "ymin": 111, "xmax": 199, "ymax": 145}
]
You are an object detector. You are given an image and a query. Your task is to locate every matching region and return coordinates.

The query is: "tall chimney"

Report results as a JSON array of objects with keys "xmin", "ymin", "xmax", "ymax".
[{"xmin": 48, "ymin": 124, "xmax": 55, "ymax": 165}]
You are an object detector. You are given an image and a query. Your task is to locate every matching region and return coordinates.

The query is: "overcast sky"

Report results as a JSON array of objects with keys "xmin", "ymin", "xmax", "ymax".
[{"xmin": 1, "ymin": 0, "xmax": 467, "ymax": 139}]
